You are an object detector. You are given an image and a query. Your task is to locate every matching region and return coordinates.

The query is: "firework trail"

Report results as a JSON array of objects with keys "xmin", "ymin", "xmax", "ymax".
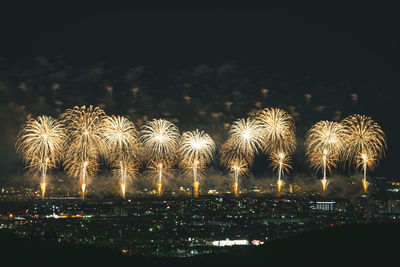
[
  {"xmin": 61, "ymin": 105, "xmax": 106, "ymax": 200},
  {"xmin": 255, "ymin": 108, "xmax": 296, "ymax": 192},
  {"xmin": 140, "ymin": 119, "xmax": 180, "ymax": 196},
  {"xmin": 230, "ymin": 160, "xmax": 248, "ymax": 197},
  {"xmin": 179, "ymin": 130, "xmax": 215, "ymax": 197},
  {"xmin": 112, "ymin": 158, "xmax": 138, "ymax": 198},
  {"xmin": 269, "ymin": 151, "xmax": 292, "ymax": 194},
  {"xmin": 305, "ymin": 120, "xmax": 345, "ymax": 193},
  {"xmin": 16, "ymin": 116, "xmax": 65, "ymax": 199},
  {"xmin": 102, "ymin": 115, "xmax": 141, "ymax": 198},
  {"xmin": 219, "ymin": 139, "xmax": 251, "ymax": 197},
  {"xmin": 146, "ymin": 160, "xmax": 173, "ymax": 196},
  {"xmin": 220, "ymin": 117, "xmax": 263, "ymax": 196},
  {"xmin": 341, "ymin": 114, "xmax": 386, "ymax": 192}
]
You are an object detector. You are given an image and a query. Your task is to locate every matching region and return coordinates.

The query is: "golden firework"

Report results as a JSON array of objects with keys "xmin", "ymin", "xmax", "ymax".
[
  {"xmin": 305, "ymin": 120, "xmax": 345, "ymax": 192},
  {"xmin": 111, "ymin": 157, "xmax": 138, "ymax": 199},
  {"xmin": 147, "ymin": 160, "xmax": 173, "ymax": 196},
  {"xmin": 219, "ymin": 140, "xmax": 246, "ymax": 170},
  {"xmin": 140, "ymin": 119, "xmax": 180, "ymax": 195},
  {"xmin": 102, "ymin": 115, "xmax": 140, "ymax": 156},
  {"xmin": 179, "ymin": 129, "xmax": 215, "ymax": 197},
  {"xmin": 102, "ymin": 115, "xmax": 141, "ymax": 198},
  {"xmin": 16, "ymin": 115, "xmax": 66, "ymax": 198},
  {"xmin": 219, "ymin": 140, "xmax": 249, "ymax": 197},
  {"xmin": 61, "ymin": 105, "xmax": 106, "ymax": 199},
  {"xmin": 269, "ymin": 151, "xmax": 292, "ymax": 193},
  {"xmin": 255, "ymin": 108, "xmax": 296, "ymax": 194},
  {"xmin": 179, "ymin": 130, "xmax": 215, "ymax": 165},
  {"xmin": 255, "ymin": 107, "xmax": 296, "ymax": 154},
  {"xmin": 228, "ymin": 117, "xmax": 264, "ymax": 163},
  {"xmin": 230, "ymin": 159, "xmax": 248, "ymax": 197},
  {"xmin": 341, "ymin": 114, "xmax": 386, "ymax": 192},
  {"xmin": 140, "ymin": 119, "xmax": 180, "ymax": 161}
]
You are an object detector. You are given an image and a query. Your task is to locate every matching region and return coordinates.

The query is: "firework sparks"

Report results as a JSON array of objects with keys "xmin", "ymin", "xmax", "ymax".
[
  {"xmin": 102, "ymin": 115, "xmax": 141, "ymax": 198},
  {"xmin": 230, "ymin": 160, "xmax": 248, "ymax": 197},
  {"xmin": 305, "ymin": 121, "xmax": 345, "ymax": 193},
  {"xmin": 61, "ymin": 105, "xmax": 106, "ymax": 199},
  {"xmin": 255, "ymin": 108, "xmax": 296, "ymax": 193},
  {"xmin": 16, "ymin": 116, "xmax": 65, "ymax": 199},
  {"xmin": 147, "ymin": 160, "xmax": 172, "ymax": 196},
  {"xmin": 112, "ymin": 158, "xmax": 138, "ymax": 198},
  {"xmin": 220, "ymin": 139, "xmax": 249, "ymax": 197},
  {"xmin": 255, "ymin": 107, "xmax": 296, "ymax": 154},
  {"xmin": 341, "ymin": 114, "xmax": 386, "ymax": 192},
  {"xmin": 269, "ymin": 151, "xmax": 292, "ymax": 193},
  {"xmin": 228, "ymin": 118, "xmax": 264, "ymax": 164},
  {"xmin": 179, "ymin": 130, "xmax": 215, "ymax": 197},
  {"xmin": 140, "ymin": 119, "xmax": 180, "ymax": 196},
  {"xmin": 220, "ymin": 117, "xmax": 262, "ymax": 196}
]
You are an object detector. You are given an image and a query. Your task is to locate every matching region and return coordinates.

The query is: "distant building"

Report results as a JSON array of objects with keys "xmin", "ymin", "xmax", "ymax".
[
  {"xmin": 210, "ymin": 239, "xmax": 249, "ymax": 246},
  {"xmin": 315, "ymin": 201, "xmax": 336, "ymax": 211},
  {"xmin": 113, "ymin": 207, "xmax": 128, "ymax": 216}
]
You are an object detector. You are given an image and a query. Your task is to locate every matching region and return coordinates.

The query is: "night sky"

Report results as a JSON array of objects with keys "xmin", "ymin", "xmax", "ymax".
[{"xmin": 0, "ymin": 8, "xmax": 398, "ymax": 181}]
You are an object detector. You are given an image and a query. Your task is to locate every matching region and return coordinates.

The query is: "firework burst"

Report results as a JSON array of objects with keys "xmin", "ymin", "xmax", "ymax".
[
  {"xmin": 219, "ymin": 139, "xmax": 250, "ymax": 197},
  {"xmin": 16, "ymin": 116, "xmax": 66, "ymax": 198},
  {"xmin": 179, "ymin": 129, "xmax": 215, "ymax": 197},
  {"xmin": 269, "ymin": 151, "xmax": 292, "ymax": 193},
  {"xmin": 305, "ymin": 120, "xmax": 345, "ymax": 192},
  {"xmin": 255, "ymin": 107, "xmax": 296, "ymax": 154},
  {"xmin": 140, "ymin": 119, "xmax": 180, "ymax": 196},
  {"xmin": 61, "ymin": 105, "xmax": 106, "ymax": 199},
  {"xmin": 255, "ymin": 108, "xmax": 296, "ymax": 193},
  {"xmin": 228, "ymin": 118, "xmax": 264, "ymax": 163},
  {"xmin": 341, "ymin": 114, "xmax": 386, "ymax": 192},
  {"xmin": 102, "ymin": 115, "xmax": 141, "ymax": 198}
]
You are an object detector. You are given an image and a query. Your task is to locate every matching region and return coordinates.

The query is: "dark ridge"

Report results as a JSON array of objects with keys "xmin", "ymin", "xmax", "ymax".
[{"xmin": 1, "ymin": 223, "xmax": 399, "ymax": 266}]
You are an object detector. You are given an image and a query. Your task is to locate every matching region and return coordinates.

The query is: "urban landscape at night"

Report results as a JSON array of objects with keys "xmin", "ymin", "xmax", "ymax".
[
  {"xmin": 1, "ymin": 7, "xmax": 399, "ymax": 267},
  {"xmin": 2, "ymin": 179, "xmax": 400, "ymax": 258}
]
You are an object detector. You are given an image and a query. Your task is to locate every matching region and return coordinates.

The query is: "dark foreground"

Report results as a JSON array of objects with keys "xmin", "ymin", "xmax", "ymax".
[{"xmin": 1, "ymin": 223, "xmax": 399, "ymax": 267}]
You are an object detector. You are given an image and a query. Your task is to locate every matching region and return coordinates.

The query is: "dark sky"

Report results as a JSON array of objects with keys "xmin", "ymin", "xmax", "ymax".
[
  {"xmin": 0, "ymin": 8, "xmax": 398, "ymax": 179},
  {"xmin": 1, "ymin": 8, "xmax": 399, "ymax": 75}
]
